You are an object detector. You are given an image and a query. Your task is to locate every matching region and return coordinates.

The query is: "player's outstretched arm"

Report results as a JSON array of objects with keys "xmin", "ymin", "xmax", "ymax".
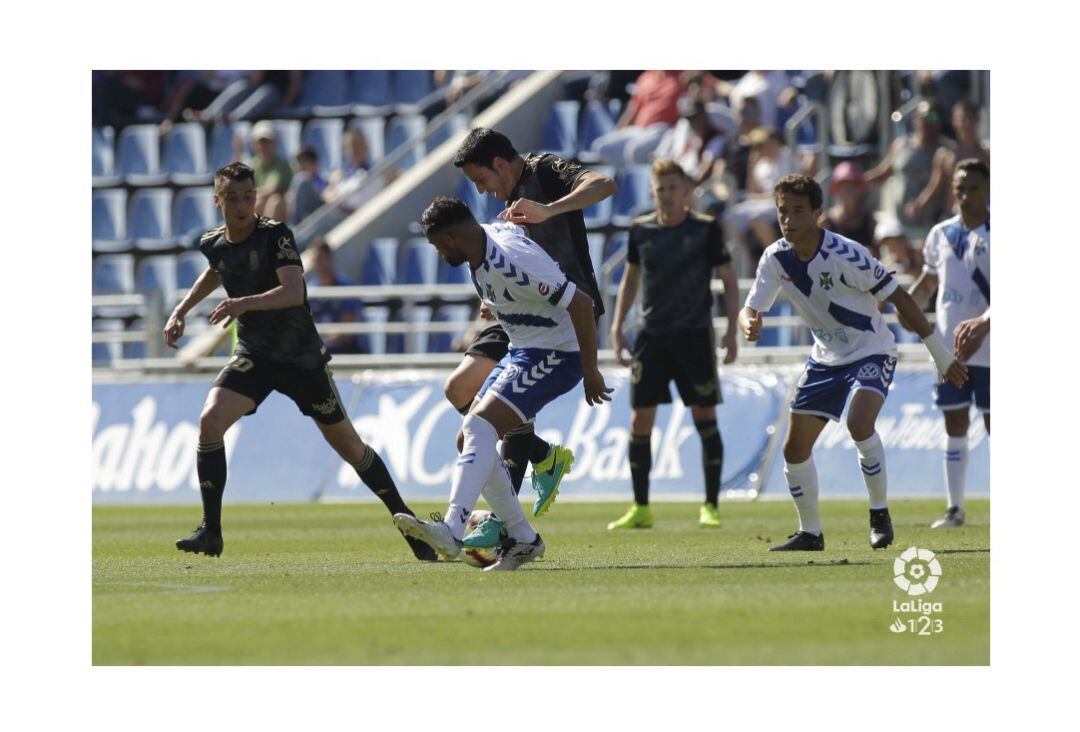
[
  {"xmin": 887, "ymin": 288, "xmax": 968, "ymax": 387},
  {"xmin": 500, "ymin": 170, "xmax": 618, "ymax": 225},
  {"xmin": 609, "ymin": 263, "xmax": 641, "ymax": 366},
  {"xmin": 737, "ymin": 306, "xmax": 763, "ymax": 342},
  {"xmin": 164, "ymin": 266, "xmax": 221, "ymax": 349},
  {"xmin": 567, "ymin": 290, "xmax": 614, "ymax": 406},
  {"xmin": 208, "ymin": 265, "xmax": 305, "ymax": 327},
  {"xmin": 717, "ymin": 264, "xmax": 740, "ymax": 364}
]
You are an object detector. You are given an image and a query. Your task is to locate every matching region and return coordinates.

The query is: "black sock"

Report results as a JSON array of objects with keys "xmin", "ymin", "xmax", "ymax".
[
  {"xmin": 502, "ymin": 423, "xmax": 548, "ymax": 495},
  {"xmin": 196, "ymin": 440, "xmax": 227, "ymax": 531},
  {"xmin": 629, "ymin": 433, "xmax": 652, "ymax": 506},
  {"xmin": 528, "ymin": 433, "xmax": 551, "ymax": 464},
  {"xmin": 696, "ymin": 418, "xmax": 724, "ymax": 507},
  {"xmin": 352, "ymin": 447, "xmax": 411, "ymax": 516}
]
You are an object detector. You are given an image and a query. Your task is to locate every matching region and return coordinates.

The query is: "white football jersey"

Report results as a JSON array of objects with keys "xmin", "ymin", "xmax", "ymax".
[
  {"xmin": 923, "ymin": 215, "xmax": 990, "ymax": 368},
  {"xmin": 473, "ymin": 223, "xmax": 580, "ymax": 351},
  {"xmin": 746, "ymin": 230, "xmax": 899, "ymax": 366}
]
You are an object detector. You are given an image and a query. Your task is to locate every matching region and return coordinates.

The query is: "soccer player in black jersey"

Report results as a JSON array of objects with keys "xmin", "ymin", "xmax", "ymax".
[
  {"xmin": 608, "ymin": 160, "xmax": 740, "ymax": 529},
  {"xmin": 448, "ymin": 128, "xmax": 617, "ymax": 517},
  {"xmin": 163, "ymin": 163, "xmax": 435, "ymax": 561}
]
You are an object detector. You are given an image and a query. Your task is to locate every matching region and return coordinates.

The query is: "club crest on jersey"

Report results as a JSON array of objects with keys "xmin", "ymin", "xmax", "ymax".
[
  {"xmin": 857, "ymin": 363, "xmax": 882, "ymax": 380},
  {"xmin": 538, "ymin": 282, "xmax": 550, "ymax": 296},
  {"xmin": 819, "ymin": 272, "xmax": 834, "ymax": 290},
  {"xmin": 277, "ymin": 236, "xmax": 300, "ymax": 261},
  {"xmin": 974, "ymin": 239, "xmax": 987, "ymax": 256}
]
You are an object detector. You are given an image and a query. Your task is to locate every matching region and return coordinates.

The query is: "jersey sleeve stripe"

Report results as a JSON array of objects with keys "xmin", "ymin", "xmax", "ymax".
[{"xmin": 869, "ymin": 273, "xmax": 895, "ymax": 296}]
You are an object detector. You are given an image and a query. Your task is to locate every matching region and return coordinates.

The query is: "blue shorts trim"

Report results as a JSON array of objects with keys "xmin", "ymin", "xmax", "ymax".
[
  {"xmin": 477, "ymin": 347, "xmax": 583, "ymax": 422},
  {"xmin": 934, "ymin": 365, "xmax": 990, "ymax": 412},
  {"xmin": 790, "ymin": 354, "xmax": 898, "ymax": 421}
]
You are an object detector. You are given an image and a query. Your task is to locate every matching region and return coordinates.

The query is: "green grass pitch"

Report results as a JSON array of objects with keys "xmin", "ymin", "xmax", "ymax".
[{"xmin": 93, "ymin": 498, "xmax": 989, "ymax": 665}]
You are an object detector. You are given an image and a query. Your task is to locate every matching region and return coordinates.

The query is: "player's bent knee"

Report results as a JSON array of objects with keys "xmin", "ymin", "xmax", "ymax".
[
  {"xmin": 783, "ymin": 441, "xmax": 812, "ymax": 465},
  {"xmin": 199, "ymin": 409, "xmax": 230, "ymax": 442},
  {"xmin": 455, "ymin": 428, "xmax": 465, "ymax": 454},
  {"xmin": 846, "ymin": 418, "xmax": 875, "ymax": 443}
]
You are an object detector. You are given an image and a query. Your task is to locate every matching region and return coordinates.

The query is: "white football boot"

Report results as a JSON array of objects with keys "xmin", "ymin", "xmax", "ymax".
[{"xmin": 393, "ymin": 512, "xmax": 463, "ymax": 559}]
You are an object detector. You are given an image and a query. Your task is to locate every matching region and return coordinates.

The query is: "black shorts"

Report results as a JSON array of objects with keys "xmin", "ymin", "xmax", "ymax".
[
  {"xmin": 464, "ymin": 323, "xmax": 511, "ymax": 363},
  {"xmin": 630, "ymin": 328, "xmax": 722, "ymax": 408},
  {"xmin": 212, "ymin": 353, "xmax": 348, "ymax": 425}
]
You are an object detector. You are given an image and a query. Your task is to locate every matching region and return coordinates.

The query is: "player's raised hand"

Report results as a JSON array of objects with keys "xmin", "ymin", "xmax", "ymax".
[
  {"xmin": 611, "ymin": 329, "xmax": 632, "ymax": 367},
  {"xmin": 721, "ymin": 330, "xmax": 738, "ymax": 364},
  {"xmin": 208, "ymin": 298, "xmax": 248, "ymax": 328},
  {"xmin": 163, "ymin": 310, "xmax": 185, "ymax": 349},
  {"xmin": 498, "ymin": 198, "xmax": 552, "ymax": 225},
  {"xmin": 953, "ymin": 316, "xmax": 989, "ymax": 362},
  {"xmin": 943, "ymin": 359, "xmax": 969, "ymax": 389},
  {"xmin": 583, "ymin": 368, "xmax": 614, "ymax": 406},
  {"xmin": 739, "ymin": 309, "xmax": 763, "ymax": 342}
]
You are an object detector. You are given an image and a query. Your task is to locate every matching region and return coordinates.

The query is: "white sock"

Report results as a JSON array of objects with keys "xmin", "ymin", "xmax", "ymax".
[
  {"xmin": 855, "ymin": 432, "xmax": 888, "ymax": 510},
  {"xmin": 944, "ymin": 434, "xmax": 968, "ymax": 510},
  {"xmin": 482, "ymin": 460, "xmax": 536, "ymax": 543},
  {"xmin": 784, "ymin": 457, "xmax": 821, "ymax": 535},
  {"xmin": 445, "ymin": 414, "xmax": 500, "ymax": 540}
]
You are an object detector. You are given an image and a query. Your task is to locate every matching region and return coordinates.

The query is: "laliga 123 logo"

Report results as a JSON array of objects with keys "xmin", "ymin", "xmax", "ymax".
[{"xmin": 893, "ymin": 546, "xmax": 942, "ymax": 596}]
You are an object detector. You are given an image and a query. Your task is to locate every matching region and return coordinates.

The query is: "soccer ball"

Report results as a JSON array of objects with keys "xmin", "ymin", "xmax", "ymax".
[{"xmin": 462, "ymin": 509, "xmax": 504, "ymax": 569}]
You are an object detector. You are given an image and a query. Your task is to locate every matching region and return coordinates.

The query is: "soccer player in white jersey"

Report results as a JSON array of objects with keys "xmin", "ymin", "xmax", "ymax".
[
  {"xmin": 905, "ymin": 159, "xmax": 990, "ymax": 528},
  {"xmin": 393, "ymin": 197, "xmax": 613, "ymax": 570},
  {"xmin": 738, "ymin": 175, "xmax": 968, "ymax": 551}
]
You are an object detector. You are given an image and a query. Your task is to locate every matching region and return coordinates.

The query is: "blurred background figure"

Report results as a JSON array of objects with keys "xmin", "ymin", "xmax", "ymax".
[
  {"xmin": 653, "ymin": 98, "xmax": 727, "ymax": 188},
  {"xmin": 910, "ymin": 100, "xmax": 991, "ymax": 219},
  {"xmin": 288, "ymin": 147, "xmax": 328, "ymax": 225},
  {"xmin": 235, "ymin": 120, "xmax": 292, "ymax": 222},
  {"xmin": 591, "ymin": 70, "xmax": 685, "ymax": 165},
  {"xmin": 821, "ymin": 161, "xmax": 875, "ymax": 248},
  {"xmin": 725, "ymin": 126, "xmax": 794, "ymax": 275},
  {"xmin": 873, "ymin": 218, "xmax": 921, "ymax": 276},
  {"xmin": 191, "ymin": 71, "xmax": 302, "ymax": 123},
  {"xmin": 306, "ymin": 240, "xmax": 361, "ymax": 354}
]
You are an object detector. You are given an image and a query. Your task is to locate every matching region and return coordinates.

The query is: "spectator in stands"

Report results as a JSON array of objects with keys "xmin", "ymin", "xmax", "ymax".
[
  {"xmin": 288, "ymin": 147, "xmax": 328, "ymax": 224},
  {"xmin": 93, "ymin": 71, "xmax": 166, "ymax": 128},
  {"xmin": 821, "ymin": 162, "xmax": 875, "ymax": 251},
  {"xmin": 591, "ymin": 70, "xmax": 686, "ymax": 165},
  {"xmin": 161, "ymin": 70, "xmax": 247, "ymax": 126},
  {"xmin": 235, "ymin": 120, "xmax": 292, "ymax": 222},
  {"xmin": 321, "ymin": 129, "xmax": 390, "ymax": 213},
  {"xmin": 306, "ymin": 240, "xmax": 360, "ymax": 353},
  {"xmin": 864, "ymin": 100, "xmax": 949, "ymax": 243},
  {"xmin": 653, "ymin": 98, "xmax": 726, "ymax": 187},
  {"xmin": 714, "ymin": 70, "xmax": 798, "ymax": 131},
  {"xmin": 726, "ymin": 127, "xmax": 794, "ymax": 274},
  {"xmin": 909, "ymin": 100, "xmax": 990, "ymax": 220},
  {"xmin": 192, "ymin": 71, "xmax": 302, "ymax": 122},
  {"xmin": 705, "ymin": 95, "xmax": 761, "ymax": 208},
  {"xmin": 873, "ymin": 219, "xmax": 921, "ymax": 276}
]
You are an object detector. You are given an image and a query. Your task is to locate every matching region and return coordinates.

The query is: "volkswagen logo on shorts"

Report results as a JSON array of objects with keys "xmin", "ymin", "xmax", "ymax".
[
  {"xmin": 893, "ymin": 547, "xmax": 942, "ymax": 596},
  {"xmin": 856, "ymin": 363, "xmax": 881, "ymax": 380}
]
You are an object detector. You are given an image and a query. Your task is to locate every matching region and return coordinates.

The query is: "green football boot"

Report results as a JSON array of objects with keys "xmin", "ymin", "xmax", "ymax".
[
  {"xmin": 463, "ymin": 514, "xmax": 506, "ymax": 548},
  {"xmin": 531, "ymin": 444, "xmax": 575, "ymax": 517},
  {"xmin": 699, "ymin": 503, "xmax": 721, "ymax": 528},
  {"xmin": 606, "ymin": 504, "xmax": 653, "ymax": 530}
]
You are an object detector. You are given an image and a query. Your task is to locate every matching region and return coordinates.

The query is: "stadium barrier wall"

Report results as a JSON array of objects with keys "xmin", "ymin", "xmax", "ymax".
[{"xmin": 91, "ymin": 365, "xmax": 988, "ymax": 505}]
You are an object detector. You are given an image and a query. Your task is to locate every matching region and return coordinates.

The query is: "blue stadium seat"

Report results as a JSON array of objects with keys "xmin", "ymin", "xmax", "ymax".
[
  {"xmin": 583, "ymin": 164, "xmax": 615, "ymax": 229},
  {"xmin": 358, "ymin": 305, "xmax": 391, "ymax": 355},
  {"xmin": 302, "ymin": 118, "xmax": 344, "ymax": 172},
  {"xmin": 298, "ymin": 70, "xmax": 350, "ymax": 117},
  {"xmin": 404, "ymin": 305, "xmax": 434, "ymax": 354},
  {"xmin": 437, "ymin": 247, "xmax": 472, "ymax": 287},
  {"xmin": 92, "ymin": 188, "xmax": 130, "ymax": 253},
  {"xmin": 587, "ymin": 233, "xmax": 606, "ymax": 284},
  {"xmin": 163, "ymin": 123, "xmax": 211, "ymax": 185},
  {"xmin": 578, "ymin": 100, "xmax": 616, "ymax": 164},
  {"xmin": 128, "ymin": 188, "xmax": 177, "ymax": 251},
  {"xmin": 92, "ymin": 318, "xmax": 124, "ymax": 365},
  {"xmin": 123, "ymin": 318, "xmax": 148, "ymax": 360},
  {"xmin": 92, "ymin": 127, "xmax": 121, "ymax": 187},
  {"xmin": 208, "ymin": 121, "xmax": 251, "ymax": 171},
  {"xmin": 174, "ymin": 186, "xmax": 221, "ymax": 244},
  {"xmin": 117, "ymin": 124, "xmax": 167, "ymax": 186},
  {"xmin": 454, "ymin": 175, "xmax": 503, "ymax": 223},
  {"xmin": 135, "ymin": 254, "xmax": 179, "ymax": 309},
  {"xmin": 348, "ymin": 117, "xmax": 386, "ymax": 163},
  {"xmin": 176, "ymin": 251, "xmax": 207, "ymax": 290},
  {"xmin": 399, "ymin": 238, "xmax": 439, "ymax": 285},
  {"xmin": 431, "ymin": 304, "xmax": 473, "ymax": 353},
  {"xmin": 428, "ymin": 114, "xmax": 469, "ymax": 152},
  {"xmin": 540, "ymin": 100, "xmax": 580, "ymax": 159},
  {"xmin": 385, "ymin": 115, "xmax": 427, "ymax": 169},
  {"xmin": 360, "ymin": 238, "xmax": 398, "ymax": 286},
  {"xmin": 348, "ymin": 71, "xmax": 393, "ymax": 115},
  {"xmin": 391, "ymin": 70, "xmax": 433, "ymax": 105},
  {"xmin": 757, "ymin": 300, "xmax": 794, "ymax": 347},
  {"xmin": 611, "ymin": 165, "xmax": 654, "ymax": 227},
  {"xmin": 267, "ymin": 119, "xmax": 302, "ymax": 161}
]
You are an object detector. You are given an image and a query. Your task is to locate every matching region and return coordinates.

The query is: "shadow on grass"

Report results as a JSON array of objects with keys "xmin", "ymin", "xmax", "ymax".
[{"xmin": 530, "ymin": 559, "xmax": 873, "ymax": 572}]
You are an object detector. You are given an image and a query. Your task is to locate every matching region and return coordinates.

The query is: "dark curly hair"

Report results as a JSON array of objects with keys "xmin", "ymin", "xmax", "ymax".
[
  {"xmin": 453, "ymin": 128, "xmax": 518, "ymax": 169},
  {"xmin": 773, "ymin": 174, "xmax": 823, "ymax": 210},
  {"xmin": 421, "ymin": 196, "xmax": 476, "ymax": 236}
]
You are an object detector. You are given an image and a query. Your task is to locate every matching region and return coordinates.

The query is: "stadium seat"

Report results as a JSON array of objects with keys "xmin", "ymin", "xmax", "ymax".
[
  {"xmin": 360, "ymin": 238, "xmax": 398, "ymax": 286},
  {"xmin": 404, "ymin": 305, "xmax": 434, "ymax": 354},
  {"xmin": 92, "ymin": 188, "xmax": 130, "ymax": 253},
  {"xmin": 611, "ymin": 165, "xmax": 654, "ymax": 227},
  {"xmin": 391, "ymin": 70, "xmax": 433, "ymax": 105},
  {"xmin": 135, "ymin": 254, "xmax": 179, "ymax": 310},
  {"xmin": 174, "ymin": 186, "xmax": 221, "ymax": 244},
  {"xmin": 583, "ymin": 164, "xmax": 615, "ymax": 229},
  {"xmin": 348, "ymin": 70, "xmax": 393, "ymax": 115},
  {"xmin": 348, "ymin": 116, "xmax": 386, "ymax": 164},
  {"xmin": 267, "ymin": 119, "xmax": 302, "ymax": 161},
  {"xmin": 385, "ymin": 115, "xmax": 427, "ymax": 169},
  {"xmin": 399, "ymin": 238, "xmax": 439, "ymax": 285},
  {"xmin": 297, "ymin": 70, "xmax": 350, "ymax": 117},
  {"xmin": 757, "ymin": 299, "xmax": 794, "ymax": 347},
  {"xmin": 92, "ymin": 127, "xmax": 121, "ymax": 187},
  {"xmin": 302, "ymin": 118, "xmax": 344, "ymax": 173},
  {"xmin": 454, "ymin": 175, "xmax": 503, "ymax": 223},
  {"xmin": 176, "ymin": 250, "xmax": 207, "ymax": 290},
  {"xmin": 358, "ymin": 305, "xmax": 391, "ymax": 355},
  {"xmin": 540, "ymin": 100, "xmax": 580, "ymax": 159},
  {"xmin": 123, "ymin": 318, "xmax": 149, "ymax": 360},
  {"xmin": 428, "ymin": 113, "xmax": 469, "ymax": 152},
  {"xmin": 117, "ymin": 124, "xmax": 168, "ymax": 186},
  {"xmin": 93, "ymin": 253, "xmax": 138, "ymax": 318},
  {"xmin": 431, "ymin": 304, "xmax": 473, "ymax": 353},
  {"xmin": 587, "ymin": 233, "xmax": 606, "ymax": 284},
  {"xmin": 163, "ymin": 123, "xmax": 211, "ymax": 185},
  {"xmin": 437, "ymin": 246, "xmax": 472, "ymax": 287},
  {"xmin": 128, "ymin": 188, "xmax": 177, "ymax": 251},
  {"xmin": 92, "ymin": 318, "xmax": 124, "ymax": 365},
  {"xmin": 208, "ymin": 121, "xmax": 251, "ymax": 171},
  {"xmin": 578, "ymin": 100, "xmax": 616, "ymax": 164}
]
